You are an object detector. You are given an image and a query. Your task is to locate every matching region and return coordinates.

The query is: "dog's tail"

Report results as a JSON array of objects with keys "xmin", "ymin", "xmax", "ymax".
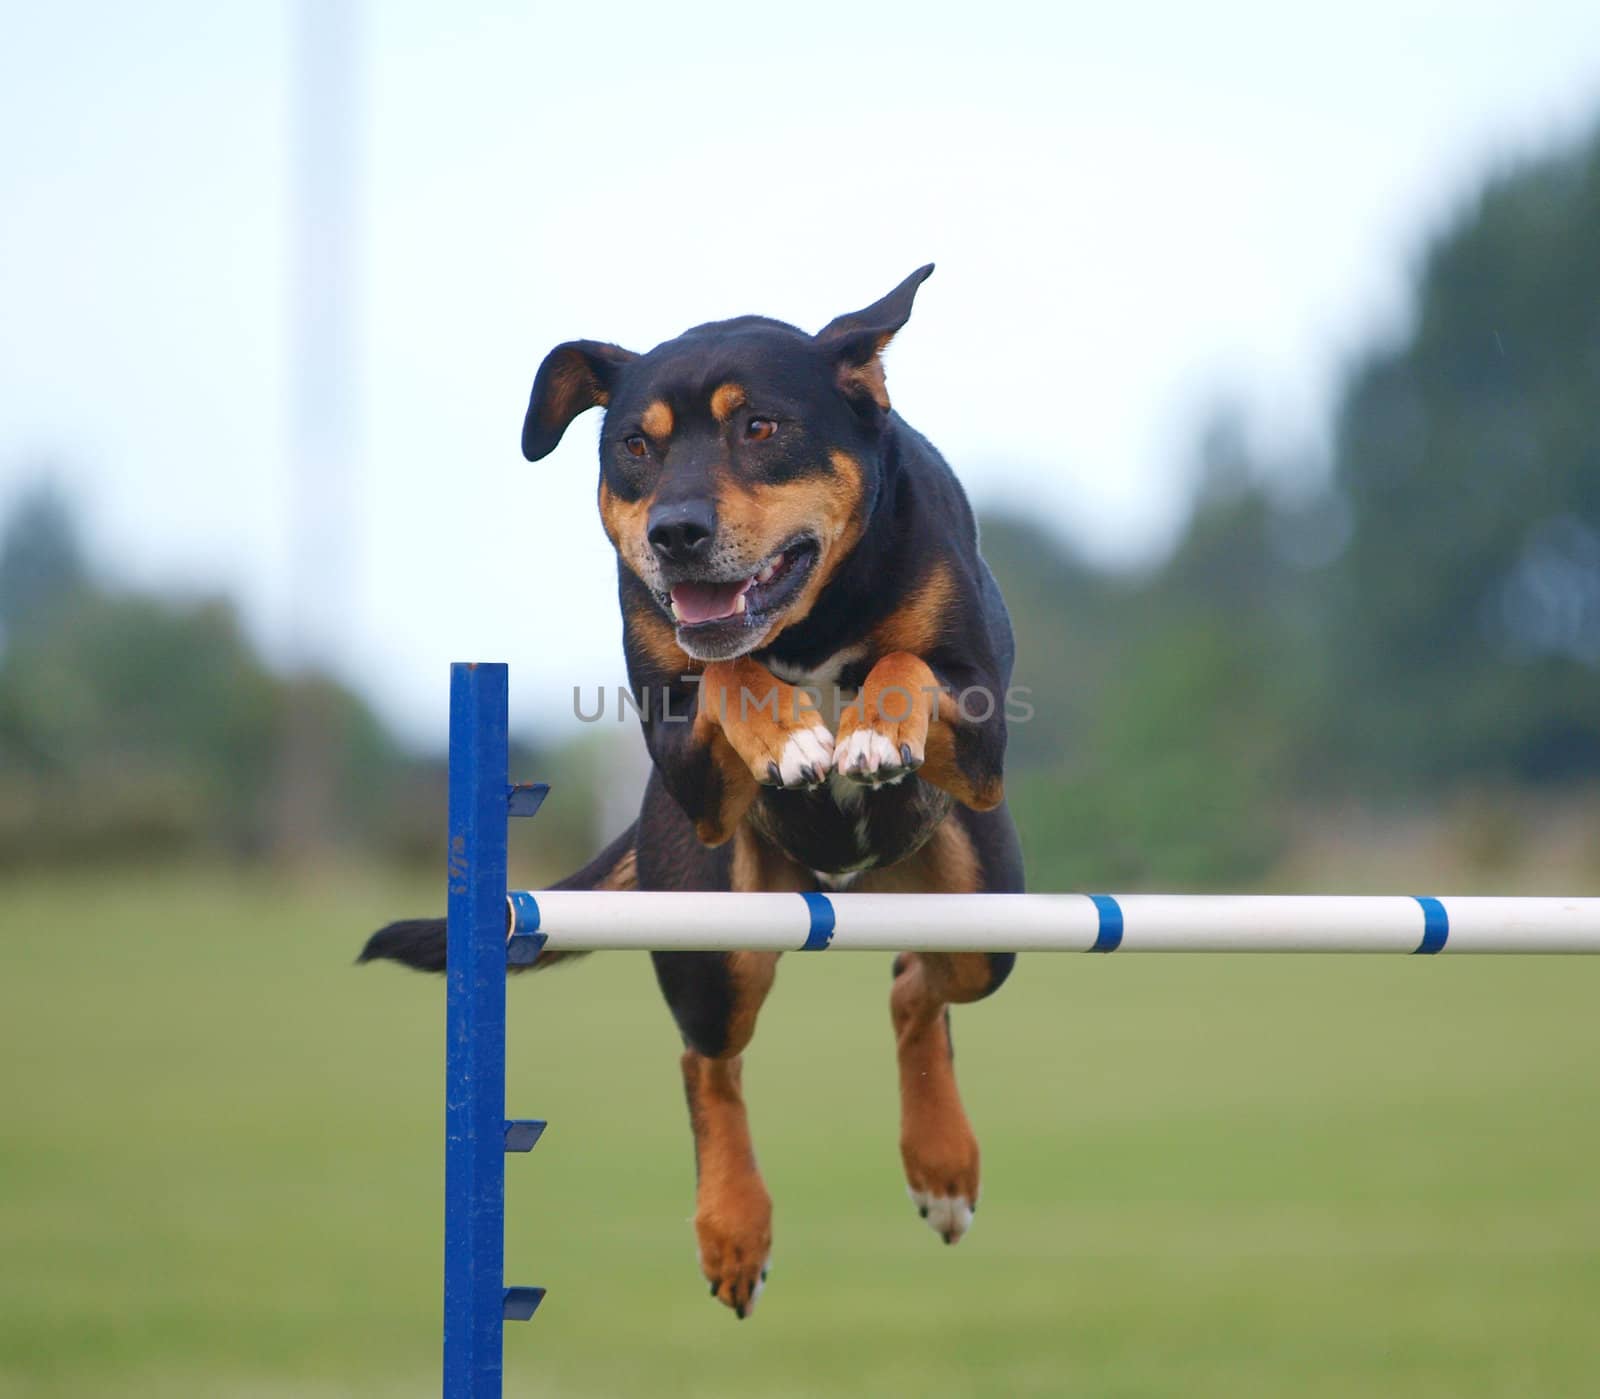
[{"xmin": 357, "ymin": 823, "xmax": 638, "ymax": 974}]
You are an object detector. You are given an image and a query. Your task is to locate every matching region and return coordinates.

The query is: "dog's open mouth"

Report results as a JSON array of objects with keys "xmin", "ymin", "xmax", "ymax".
[{"xmin": 665, "ymin": 538, "xmax": 818, "ymax": 636}]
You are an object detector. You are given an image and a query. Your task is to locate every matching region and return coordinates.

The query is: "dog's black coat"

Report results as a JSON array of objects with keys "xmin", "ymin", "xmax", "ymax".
[
  {"xmin": 365, "ymin": 267, "xmax": 1022, "ymax": 982},
  {"xmin": 362, "ymin": 272, "xmax": 1024, "ymax": 1301}
]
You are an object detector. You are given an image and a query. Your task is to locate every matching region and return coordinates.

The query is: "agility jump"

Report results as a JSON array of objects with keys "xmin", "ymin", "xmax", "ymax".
[
  {"xmin": 356, "ymin": 260, "xmax": 1600, "ymax": 1399},
  {"xmin": 507, "ymin": 888, "xmax": 1600, "ymax": 956},
  {"xmin": 421, "ymin": 660, "xmax": 1600, "ymax": 1399}
]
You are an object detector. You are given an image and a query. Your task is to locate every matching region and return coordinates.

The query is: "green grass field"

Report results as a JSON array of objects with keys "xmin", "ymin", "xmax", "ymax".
[{"xmin": 3, "ymin": 868, "xmax": 1599, "ymax": 1397}]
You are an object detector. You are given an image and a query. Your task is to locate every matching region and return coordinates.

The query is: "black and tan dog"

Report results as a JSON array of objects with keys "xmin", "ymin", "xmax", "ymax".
[{"xmin": 363, "ymin": 266, "xmax": 1023, "ymax": 1319}]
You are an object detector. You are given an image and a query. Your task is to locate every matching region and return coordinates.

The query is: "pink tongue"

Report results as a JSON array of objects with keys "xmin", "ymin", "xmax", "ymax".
[{"xmin": 671, "ymin": 579, "xmax": 749, "ymax": 625}]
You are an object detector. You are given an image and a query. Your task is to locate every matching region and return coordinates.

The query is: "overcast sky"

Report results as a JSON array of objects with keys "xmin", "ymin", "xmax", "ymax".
[{"xmin": 4, "ymin": 2, "xmax": 1600, "ymax": 743}]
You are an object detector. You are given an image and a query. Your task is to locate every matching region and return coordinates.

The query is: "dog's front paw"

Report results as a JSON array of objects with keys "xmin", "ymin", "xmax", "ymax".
[
  {"xmin": 757, "ymin": 722, "xmax": 835, "ymax": 790},
  {"xmin": 834, "ymin": 652, "xmax": 940, "ymax": 789},
  {"xmin": 723, "ymin": 709, "xmax": 832, "ymax": 791},
  {"xmin": 835, "ymin": 721, "xmax": 923, "ymax": 787},
  {"xmin": 700, "ymin": 661, "xmax": 833, "ymax": 791}
]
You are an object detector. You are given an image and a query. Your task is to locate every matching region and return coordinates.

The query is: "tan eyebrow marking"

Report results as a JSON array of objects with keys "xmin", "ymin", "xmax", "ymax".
[
  {"xmin": 641, "ymin": 400, "xmax": 674, "ymax": 438},
  {"xmin": 710, "ymin": 383, "xmax": 747, "ymax": 423}
]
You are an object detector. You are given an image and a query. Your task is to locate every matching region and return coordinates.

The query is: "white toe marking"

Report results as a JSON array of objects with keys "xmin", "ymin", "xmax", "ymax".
[
  {"xmin": 835, "ymin": 730, "xmax": 866, "ymax": 774},
  {"xmin": 840, "ymin": 728, "xmax": 902, "ymax": 780},
  {"xmin": 744, "ymin": 1255, "xmax": 771, "ymax": 1315},
  {"xmin": 777, "ymin": 725, "xmax": 834, "ymax": 785},
  {"xmin": 908, "ymin": 1186, "xmax": 975, "ymax": 1243}
]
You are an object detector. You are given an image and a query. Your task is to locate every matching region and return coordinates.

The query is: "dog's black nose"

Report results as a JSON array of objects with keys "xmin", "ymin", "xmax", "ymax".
[{"xmin": 647, "ymin": 500, "xmax": 716, "ymax": 564}]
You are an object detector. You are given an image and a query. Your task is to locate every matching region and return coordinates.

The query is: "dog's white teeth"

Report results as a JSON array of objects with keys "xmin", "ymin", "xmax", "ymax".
[
  {"xmin": 755, "ymin": 560, "xmax": 777, "ymax": 584},
  {"xmin": 670, "ymin": 599, "xmax": 684, "ymax": 623},
  {"xmin": 734, "ymin": 592, "xmax": 747, "ymax": 614}
]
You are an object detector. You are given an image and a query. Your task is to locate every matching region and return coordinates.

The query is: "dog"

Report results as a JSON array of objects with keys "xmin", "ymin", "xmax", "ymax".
[{"xmin": 363, "ymin": 266, "xmax": 1023, "ymax": 1320}]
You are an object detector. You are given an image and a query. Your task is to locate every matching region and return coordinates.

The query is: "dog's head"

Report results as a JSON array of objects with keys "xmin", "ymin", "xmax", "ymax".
[{"xmin": 522, "ymin": 266, "xmax": 933, "ymax": 662}]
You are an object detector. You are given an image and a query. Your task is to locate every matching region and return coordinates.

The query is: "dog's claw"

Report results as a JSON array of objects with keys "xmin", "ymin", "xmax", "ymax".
[
  {"xmin": 799, "ymin": 764, "xmax": 817, "ymax": 785},
  {"xmin": 766, "ymin": 762, "xmax": 781, "ymax": 785},
  {"xmin": 918, "ymin": 1205, "xmax": 929, "ymax": 1218},
  {"xmin": 900, "ymin": 742, "xmax": 916, "ymax": 768},
  {"xmin": 735, "ymin": 1303, "xmax": 746, "ymax": 1320}
]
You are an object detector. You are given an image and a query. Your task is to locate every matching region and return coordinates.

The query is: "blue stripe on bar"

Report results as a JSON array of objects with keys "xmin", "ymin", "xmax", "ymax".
[
  {"xmin": 1413, "ymin": 896, "xmax": 1449, "ymax": 954},
  {"xmin": 508, "ymin": 889, "xmax": 540, "ymax": 934},
  {"xmin": 506, "ymin": 890, "xmax": 545, "ymax": 966},
  {"xmin": 1089, "ymin": 894, "xmax": 1124, "ymax": 952},
  {"xmin": 800, "ymin": 891, "xmax": 836, "ymax": 950}
]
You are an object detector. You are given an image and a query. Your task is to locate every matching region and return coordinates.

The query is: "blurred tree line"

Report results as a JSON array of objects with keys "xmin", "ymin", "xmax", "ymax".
[
  {"xmin": 0, "ymin": 485, "xmax": 423, "ymax": 868},
  {"xmin": 0, "ymin": 487, "xmax": 598, "ymax": 875},
  {"xmin": 3, "ymin": 120, "xmax": 1596, "ymax": 882},
  {"xmin": 997, "ymin": 119, "xmax": 1600, "ymax": 888}
]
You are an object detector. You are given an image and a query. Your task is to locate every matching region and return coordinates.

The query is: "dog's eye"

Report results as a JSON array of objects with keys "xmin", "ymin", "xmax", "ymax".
[
  {"xmin": 623, "ymin": 434, "xmax": 648, "ymax": 458},
  {"xmin": 745, "ymin": 418, "xmax": 777, "ymax": 442}
]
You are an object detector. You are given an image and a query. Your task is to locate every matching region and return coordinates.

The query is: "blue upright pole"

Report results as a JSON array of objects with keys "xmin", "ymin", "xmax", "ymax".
[{"xmin": 444, "ymin": 663, "xmax": 511, "ymax": 1398}]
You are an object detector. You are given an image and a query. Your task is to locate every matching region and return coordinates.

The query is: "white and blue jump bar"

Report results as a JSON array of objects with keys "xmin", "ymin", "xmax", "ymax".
[
  {"xmin": 506, "ymin": 889, "xmax": 1600, "ymax": 958},
  {"xmin": 440, "ymin": 662, "xmax": 1599, "ymax": 1399}
]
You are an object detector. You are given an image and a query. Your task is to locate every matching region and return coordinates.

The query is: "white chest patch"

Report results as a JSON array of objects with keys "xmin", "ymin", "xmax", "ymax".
[
  {"xmin": 768, "ymin": 646, "xmax": 879, "ymax": 883},
  {"xmin": 812, "ymin": 867, "xmax": 866, "ymax": 891},
  {"xmin": 766, "ymin": 646, "xmax": 867, "ymax": 728}
]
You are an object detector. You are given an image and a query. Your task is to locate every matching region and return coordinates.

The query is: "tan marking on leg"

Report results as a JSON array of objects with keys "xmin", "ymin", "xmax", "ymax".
[
  {"xmin": 834, "ymin": 646, "xmax": 1001, "ymax": 810},
  {"xmin": 722, "ymin": 949, "xmax": 779, "ymax": 1051},
  {"xmin": 640, "ymin": 399, "xmax": 674, "ymax": 439},
  {"xmin": 710, "ymin": 382, "xmax": 747, "ymax": 423},
  {"xmin": 834, "ymin": 651, "xmax": 937, "ymax": 787},
  {"xmin": 682, "ymin": 950, "xmax": 779, "ymax": 1317},
  {"xmin": 691, "ymin": 727, "xmax": 761, "ymax": 847},
  {"xmin": 889, "ymin": 949, "xmax": 992, "ymax": 1243},
  {"xmin": 698, "ymin": 656, "xmax": 833, "ymax": 793}
]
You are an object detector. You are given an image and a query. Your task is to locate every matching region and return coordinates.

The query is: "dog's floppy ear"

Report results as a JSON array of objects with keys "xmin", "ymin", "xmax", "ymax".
[
  {"xmin": 814, "ymin": 263, "xmax": 934, "ymax": 413},
  {"xmin": 522, "ymin": 340, "xmax": 639, "ymax": 461}
]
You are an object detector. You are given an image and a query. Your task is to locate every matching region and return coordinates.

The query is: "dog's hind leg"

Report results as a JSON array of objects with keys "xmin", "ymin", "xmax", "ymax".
[
  {"xmin": 887, "ymin": 949, "xmax": 1011, "ymax": 1244},
  {"xmin": 656, "ymin": 949, "xmax": 779, "ymax": 1319},
  {"xmin": 857, "ymin": 805, "xmax": 1021, "ymax": 1245},
  {"xmin": 642, "ymin": 794, "xmax": 808, "ymax": 1318}
]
